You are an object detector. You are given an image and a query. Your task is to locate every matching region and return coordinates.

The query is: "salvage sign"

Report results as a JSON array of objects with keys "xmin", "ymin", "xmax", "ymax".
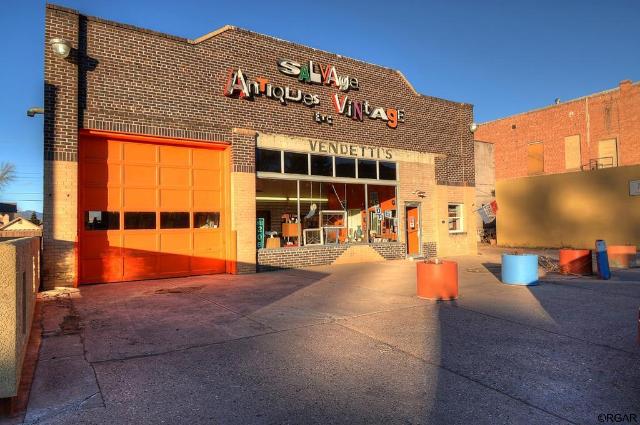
[{"xmin": 223, "ymin": 59, "xmax": 406, "ymax": 129}]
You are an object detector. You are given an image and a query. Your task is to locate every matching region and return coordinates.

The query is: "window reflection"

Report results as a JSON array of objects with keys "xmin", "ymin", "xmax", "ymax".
[
  {"xmin": 194, "ymin": 212, "xmax": 220, "ymax": 229},
  {"xmin": 85, "ymin": 211, "xmax": 119, "ymax": 231}
]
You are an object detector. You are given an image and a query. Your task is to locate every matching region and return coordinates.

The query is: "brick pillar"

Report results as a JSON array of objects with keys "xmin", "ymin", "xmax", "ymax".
[
  {"xmin": 43, "ymin": 6, "xmax": 80, "ymax": 288},
  {"xmin": 231, "ymin": 128, "xmax": 257, "ymax": 273}
]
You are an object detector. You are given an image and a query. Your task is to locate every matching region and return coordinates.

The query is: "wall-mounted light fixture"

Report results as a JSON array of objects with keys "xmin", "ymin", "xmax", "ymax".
[
  {"xmin": 469, "ymin": 122, "xmax": 478, "ymax": 133},
  {"xmin": 50, "ymin": 38, "xmax": 71, "ymax": 58},
  {"xmin": 27, "ymin": 107, "xmax": 44, "ymax": 117}
]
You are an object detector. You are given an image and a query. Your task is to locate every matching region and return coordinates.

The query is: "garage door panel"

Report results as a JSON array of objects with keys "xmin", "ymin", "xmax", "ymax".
[
  {"xmin": 123, "ymin": 143, "xmax": 156, "ymax": 164},
  {"xmin": 194, "ymin": 231, "xmax": 223, "ymax": 254},
  {"xmin": 83, "ymin": 187, "xmax": 121, "ymax": 210},
  {"xmin": 123, "ymin": 188, "xmax": 156, "ymax": 210},
  {"xmin": 81, "ymin": 232, "xmax": 122, "ymax": 259},
  {"xmin": 157, "ymin": 253, "xmax": 191, "ymax": 275},
  {"xmin": 160, "ymin": 145, "xmax": 190, "ymax": 166},
  {"xmin": 124, "ymin": 165, "xmax": 156, "ymax": 186},
  {"xmin": 81, "ymin": 257, "xmax": 124, "ymax": 282},
  {"xmin": 160, "ymin": 232, "xmax": 191, "ymax": 254},
  {"xmin": 160, "ymin": 189, "xmax": 190, "ymax": 209},
  {"xmin": 191, "ymin": 257, "xmax": 225, "ymax": 274},
  {"xmin": 193, "ymin": 190, "xmax": 222, "ymax": 210},
  {"xmin": 82, "ymin": 138, "xmax": 121, "ymax": 161},
  {"xmin": 192, "ymin": 149, "xmax": 220, "ymax": 168},
  {"xmin": 84, "ymin": 163, "xmax": 121, "ymax": 186},
  {"xmin": 159, "ymin": 167, "xmax": 190, "ymax": 187},
  {"xmin": 193, "ymin": 169, "xmax": 221, "ymax": 188},
  {"xmin": 123, "ymin": 256, "xmax": 158, "ymax": 280},
  {"xmin": 123, "ymin": 233, "xmax": 157, "ymax": 255}
]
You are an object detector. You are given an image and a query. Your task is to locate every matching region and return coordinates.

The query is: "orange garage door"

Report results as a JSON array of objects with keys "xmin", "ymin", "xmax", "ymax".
[{"xmin": 78, "ymin": 131, "xmax": 230, "ymax": 284}]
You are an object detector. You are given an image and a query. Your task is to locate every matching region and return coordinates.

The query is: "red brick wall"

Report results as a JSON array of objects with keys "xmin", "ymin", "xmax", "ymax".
[
  {"xmin": 475, "ymin": 80, "xmax": 640, "ymax": 181},
  {"xmin": 44, "ymin": 4, "xmax": 474, "ymax": 186}
]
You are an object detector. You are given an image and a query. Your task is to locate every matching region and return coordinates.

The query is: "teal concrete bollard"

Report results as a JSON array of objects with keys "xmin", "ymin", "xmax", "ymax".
[{"xmin": 501, "ymin": 254, "xmax": 539, "ymax": 286}]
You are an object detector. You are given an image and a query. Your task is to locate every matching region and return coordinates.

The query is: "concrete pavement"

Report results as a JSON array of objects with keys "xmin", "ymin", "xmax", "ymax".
[{"xmin": 10, "ymin": 250, "xmax": 640, "ymax": 424}]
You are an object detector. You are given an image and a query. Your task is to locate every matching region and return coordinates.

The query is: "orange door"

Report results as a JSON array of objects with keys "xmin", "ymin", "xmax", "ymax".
[
  {"xmin": 78, "ymin": 132, "xmax": 229, "ymax": 284},
  {"xmin": 406, "ymin": 206, "xmax": 420, "ymax": 256}
]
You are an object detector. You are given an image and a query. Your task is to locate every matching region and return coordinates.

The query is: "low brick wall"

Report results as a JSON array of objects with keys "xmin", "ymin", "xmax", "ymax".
[
  {"xmin": 257, "ymin": 243, "xmax": 406, "ymax": 272},
  {"xmin": 0, "ymin": 237, "xmax": 40, "ymax": 399}
]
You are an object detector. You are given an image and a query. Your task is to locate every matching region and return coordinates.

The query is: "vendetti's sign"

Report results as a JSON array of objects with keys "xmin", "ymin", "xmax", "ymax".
[
  {"xmin": 223, "ymin": 58, "xmax": 405, "ymax": 128},
  {"xmin": 309, "ymin": 140, "xmax": 393, "ymax": 160}
]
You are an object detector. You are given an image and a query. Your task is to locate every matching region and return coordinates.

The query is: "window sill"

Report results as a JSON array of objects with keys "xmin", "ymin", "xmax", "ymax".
[{"xmin": 448, "ymin": 231, "xmax": 467, "ymax": 236}]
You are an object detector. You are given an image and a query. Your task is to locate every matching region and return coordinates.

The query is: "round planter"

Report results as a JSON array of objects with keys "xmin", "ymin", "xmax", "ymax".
[
  {"xmin": 416, "ymin": 260, "xmax": 458, "ymax": 300},
  {"xmin": 558, "ymin": 249, "xmax": 592, "ymax": 275},
  {"xmin": 501, "ymin": 254, "xmax": 539, "ymax": 286},
  {"xmin": 608, "ymin": 245, "xmax": 637, "ymax": 268}
]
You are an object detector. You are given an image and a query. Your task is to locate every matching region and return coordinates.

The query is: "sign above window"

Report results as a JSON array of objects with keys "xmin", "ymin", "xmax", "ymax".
[{"xmin": 223, "ymin": 59, "xmax": 406, "ymax": 129}]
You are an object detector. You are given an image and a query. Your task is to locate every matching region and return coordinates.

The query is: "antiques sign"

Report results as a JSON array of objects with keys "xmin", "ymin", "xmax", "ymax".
[{"xmin": 223, "ymin": 59, "xmax": 406, "ymax": 128}]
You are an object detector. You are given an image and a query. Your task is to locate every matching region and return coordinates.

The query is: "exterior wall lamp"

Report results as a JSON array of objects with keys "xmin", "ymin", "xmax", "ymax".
[
  {"xmin": 50, "ymin": 38, "xmax": 71, "ymax": 58},
  {"xmin": 27, "ymin": 107, "xmax": 44, "ymax": 117},
  {"xmin": 469, "ymin": 122, "xmax": 478, "ymax": 133}
]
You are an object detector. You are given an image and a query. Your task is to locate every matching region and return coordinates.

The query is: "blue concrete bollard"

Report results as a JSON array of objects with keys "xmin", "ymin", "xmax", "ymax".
[
  {"xmin": 501, "ymin": 254, "xmax": 539, "ymax": 286},
  {"xmin": 595, "ymin": 240, "xmax": 611, "ymax": 280}
]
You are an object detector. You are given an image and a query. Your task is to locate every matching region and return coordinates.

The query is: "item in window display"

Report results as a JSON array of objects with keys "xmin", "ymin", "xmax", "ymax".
[
  {"xmin": 369, "ymin": 192, "xmax": 379, "ymax": 208},
  {"xmin": 304, "ymin": 203, "xmax": 318, "ymax": 220},
  {"xmin": 256, "ymin": 218, "xmax": 265, "ymax": 249}
]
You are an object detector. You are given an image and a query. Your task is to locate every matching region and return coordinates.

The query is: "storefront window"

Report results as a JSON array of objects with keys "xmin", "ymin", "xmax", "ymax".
[
  {"xmin": 379, "ymin": 161, "xmax": 397, "ymax": 180},
  {"xmin": 310, "ymin": 154, "xmax": 333, "ymax": 177},
  {"xmin": 256, "ymin": 178, "xmax": 300, "ymax": 248},
  {"xmin": 335, "ymin": 157, "xmax": 356, "ymax": 178},
  {"xmin": 358, "ymin": 159, "xmax": 377, "ymax": 179},
  {"xmin": 367, "ymin": 185, "xmax": 398, "ymax": 242},
  {"xmin": 256, "ymin": 177, "xmax": 396, "ymax": 248},
  {"xmin": 284, "ymin": 151, "xmax": 308, "ymax": 175},
  {"xmin": 256, "ymin": 148, "xmax": 282, "ymax": 173}
]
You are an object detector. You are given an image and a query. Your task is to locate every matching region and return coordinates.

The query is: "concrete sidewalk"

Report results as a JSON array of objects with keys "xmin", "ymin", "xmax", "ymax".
[{"xmin": 9, "ymin": 251, "xmax": 640, "ymax": 424}]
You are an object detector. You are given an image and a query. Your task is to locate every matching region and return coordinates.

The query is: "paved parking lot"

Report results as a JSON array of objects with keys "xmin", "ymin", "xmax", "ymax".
[{"xmin": 11, "ymin": 250, "xmax": 640, "ymax": 424}]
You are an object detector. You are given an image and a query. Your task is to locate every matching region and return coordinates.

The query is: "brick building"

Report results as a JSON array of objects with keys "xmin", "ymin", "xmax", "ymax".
[
  {"xmin": 43, "ymin": 4, "xmax": 477, "ymax": 288},
  {"xmin": 474, "ymin": 80, "xmax": 640, "ymax": 249},
  {"xmin": 475, "ymin": 80, "xmax": 640, "ymax": 180}
]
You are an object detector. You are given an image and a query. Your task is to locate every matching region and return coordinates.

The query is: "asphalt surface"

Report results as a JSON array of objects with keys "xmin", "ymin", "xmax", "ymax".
[{"xmin": 9, "ymin": 249, "xmax": 640, "ymax": 424}]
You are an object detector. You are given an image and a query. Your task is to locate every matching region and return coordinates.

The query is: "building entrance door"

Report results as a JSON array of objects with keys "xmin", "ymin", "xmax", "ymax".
[{"xmin": 405, "ymin": 205, "xmax": 420, "ymax": 256}]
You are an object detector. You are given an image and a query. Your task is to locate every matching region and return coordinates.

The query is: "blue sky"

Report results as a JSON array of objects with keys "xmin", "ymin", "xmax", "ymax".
[{"xmin": 1, "ymin": 0, "xmax": 639, "ymax": 212}]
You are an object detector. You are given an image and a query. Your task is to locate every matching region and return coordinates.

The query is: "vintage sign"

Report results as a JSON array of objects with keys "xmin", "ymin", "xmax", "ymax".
[
  {"xmin": 308, "ymin": 140, "xmax": 392, "ymax": 159},
  {"xmin": 223, "ymin": 58, "xmax": 406, "ymax": 129}
]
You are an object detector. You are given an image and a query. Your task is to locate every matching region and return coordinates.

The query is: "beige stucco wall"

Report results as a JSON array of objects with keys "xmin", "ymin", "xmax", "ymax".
[
  {"xmin": 496, "ymin": 165, "xmax": 640, "ymax": 248},
  {"xmin": 0, "ymin": 237, "xmax": 40, "ymax": 398}
]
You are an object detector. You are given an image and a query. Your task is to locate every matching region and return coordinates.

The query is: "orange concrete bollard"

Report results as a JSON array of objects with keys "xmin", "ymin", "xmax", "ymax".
[
  {"xmin": 558, "ymin": 249, "xmax": 592, "ymax": 275},
  {"xmin": 608, "ymin": 245, "xmax": 637, "ymax": 268},
  {"xmin": 416, "ymin": 260, "xmax": 458, "ymax": 300}
]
